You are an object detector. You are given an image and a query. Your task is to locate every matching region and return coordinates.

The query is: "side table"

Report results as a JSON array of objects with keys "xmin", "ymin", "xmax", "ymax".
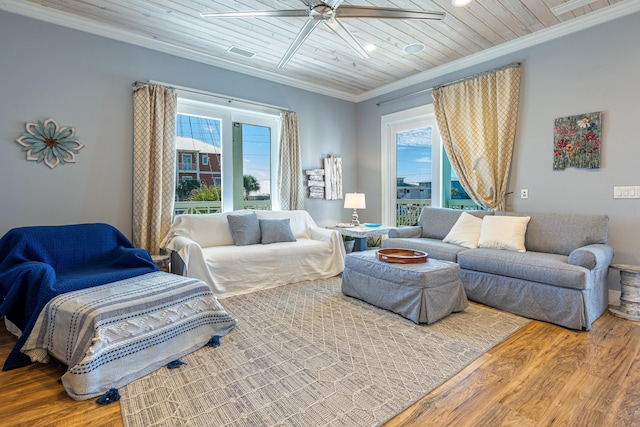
[
  {"xmin": 333, "ymin": 225, "xmax": 391, "ymax": 252},
  {"xmin": 609, "ymin": 264, "xmax": 640, "ymax": 322},
  {"xmin": 151, "ymin": 254, "xmax": 171, "ymax": 272}
]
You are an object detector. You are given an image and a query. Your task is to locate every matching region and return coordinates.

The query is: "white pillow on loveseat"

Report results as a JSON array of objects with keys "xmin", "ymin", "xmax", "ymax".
[
  {"xmin": 477, "ymin": 215, "xmax": 531, "ymax": 252},
  {"xmin": 442, "ymin": 212, "xmax": 484, "ymax": 248}
]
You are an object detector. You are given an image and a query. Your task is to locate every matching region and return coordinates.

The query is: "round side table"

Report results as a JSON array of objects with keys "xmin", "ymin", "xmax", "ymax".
[{"xmin": 609, "ymin": 264, "xmax": 640, "ymax": 322}]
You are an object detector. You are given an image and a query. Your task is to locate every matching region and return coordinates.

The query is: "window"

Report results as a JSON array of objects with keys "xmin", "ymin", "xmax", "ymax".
[
  {"xmin": 382, "ymin": 104, "xmax": 476, "ymax": 226},
  {"xmin": 180, "ymin": 153, "xmax": 193, "ymax": 170},
  {"xmin": 175, "ymin": 96, "xmax": 280, "ymax": 214}
]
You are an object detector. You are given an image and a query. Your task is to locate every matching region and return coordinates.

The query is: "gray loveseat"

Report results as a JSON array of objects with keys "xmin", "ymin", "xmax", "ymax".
[{"xmin": 383, "ymin": 207, "xmax": 614, "ymax": 330}]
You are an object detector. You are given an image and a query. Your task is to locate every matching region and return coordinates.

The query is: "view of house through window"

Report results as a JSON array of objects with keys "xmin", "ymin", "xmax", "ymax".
[
  {"xmin": 174, "ymin": 97, "xmax": 279, "ymax": 215},
  {"xmin": 382, "ymin": 104, "xmax": 478, "ymax": 226}
]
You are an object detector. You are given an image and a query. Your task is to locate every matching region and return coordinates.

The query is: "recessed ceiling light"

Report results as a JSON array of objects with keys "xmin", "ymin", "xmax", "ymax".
[
  {"xmin": 452, "ymin": 0, "xmax": 473, "ymax": 6},
  {"xmin": 364, "ymin": 43, "xmax": 377, "ymax": 52},
  {"xmin": 403, "ymin": 43, "xmax": 424, "ymax": 54}
]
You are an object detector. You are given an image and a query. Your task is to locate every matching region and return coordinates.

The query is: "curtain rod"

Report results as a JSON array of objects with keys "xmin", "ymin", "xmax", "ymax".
[
  {"xmin": 135, "ymin": 80, "xmax": 289, "ymax": 113},
  {"xmin": 376, "ymin": 62, "xmax": 520, "ymax": 107}
]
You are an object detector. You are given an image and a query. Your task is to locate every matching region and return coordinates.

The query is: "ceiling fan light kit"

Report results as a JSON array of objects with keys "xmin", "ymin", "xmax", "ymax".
[
  {"xmin": 201, "ymin": 1, "xmax": 445, "ymax": 68},
  {"xmin": 452, "ymin": 0, "xmax": 474, "ymax": 6}
]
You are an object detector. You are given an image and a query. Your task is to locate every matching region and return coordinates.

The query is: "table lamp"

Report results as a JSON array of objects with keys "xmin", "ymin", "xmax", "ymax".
[{"xmin": 344, "ymin": 193, "xmax": 366, "ymax": 226}]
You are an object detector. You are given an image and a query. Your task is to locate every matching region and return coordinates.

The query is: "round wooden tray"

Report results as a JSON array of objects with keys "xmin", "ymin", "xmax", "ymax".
[{"xmin": 376, "ymin": 248, "xmax": 428, "ymax": 264}]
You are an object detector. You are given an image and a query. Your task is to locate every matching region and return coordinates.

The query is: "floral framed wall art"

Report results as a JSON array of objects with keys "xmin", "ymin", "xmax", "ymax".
[{"xmin": 553, "ymin": 111, "xmax": 602, "ymax": 170}]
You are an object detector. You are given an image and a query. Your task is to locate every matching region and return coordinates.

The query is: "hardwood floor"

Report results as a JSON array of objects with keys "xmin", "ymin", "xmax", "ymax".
[{"xmin": 1, "ymin": 310, "xmax": 639, "ymax": 427}]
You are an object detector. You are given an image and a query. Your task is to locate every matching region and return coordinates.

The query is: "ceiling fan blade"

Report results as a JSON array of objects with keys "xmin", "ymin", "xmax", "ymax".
[
  {"xmin": 335, "ymin": 6, "xmax": 445, "ymax": 20},
  {"xmin": 323, "ymin": 18, "xmax": 369, "ymax": 60},
  {"xmin": 200, "ymin": 9, "xmax": 309, "ymax": 18},
  {"xmin": 324, "ymin": 0, "xmax": 345, "ymax": 8},
  {"xmin": 277, "ymin": 18, "xmax": 322, "ymax": 69}
]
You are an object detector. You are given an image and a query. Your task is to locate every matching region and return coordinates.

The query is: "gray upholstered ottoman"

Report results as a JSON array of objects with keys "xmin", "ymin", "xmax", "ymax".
[{"xmin": 342, "ymin": 251, "xmax": 468, "ymax": 324}]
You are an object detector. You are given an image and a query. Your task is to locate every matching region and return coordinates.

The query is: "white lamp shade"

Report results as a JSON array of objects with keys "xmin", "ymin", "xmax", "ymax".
[{"xmin": 344, "ymin": 193, "xmax": 366, "ymax": 209}]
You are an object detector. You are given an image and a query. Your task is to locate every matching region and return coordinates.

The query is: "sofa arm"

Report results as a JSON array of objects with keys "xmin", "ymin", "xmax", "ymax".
[
  {"xmin": 161, "ymin": 235, "xmax": 204, "ymax": 273},
  {"xmin": 310, "ymin": 227, "xmax": 346, "ymax": 257},
  {"xmin": 388, "ymin": 226, "xmax": 423, "ymax": 239},
  {"xmin": 568, "ymin": 244, "xmax": 614, "ymax": 270},
  {"xmin": 162, "ymin": 234, "xmax": 200, "ymax": 254}
]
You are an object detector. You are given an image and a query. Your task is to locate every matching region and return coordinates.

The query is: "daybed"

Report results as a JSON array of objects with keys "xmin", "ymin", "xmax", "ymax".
[
  {"xmin": 161, "ymin": 209, "xmax": 345, "ymax": 298},
  {"xmin": 383, "ymin": 207, "xmax": 614, "ymax": 330}
]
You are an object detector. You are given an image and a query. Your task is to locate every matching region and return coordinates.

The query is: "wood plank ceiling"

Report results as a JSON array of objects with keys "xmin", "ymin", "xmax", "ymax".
[{"xmin": 2, "ymin": 0, "xmax": 632, "ymax": 100}]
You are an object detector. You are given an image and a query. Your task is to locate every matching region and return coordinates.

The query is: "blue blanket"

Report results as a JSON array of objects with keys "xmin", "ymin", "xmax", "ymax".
[{"xmin": 0, "ymin": 223, "xmax": 157, "ymax": 370}]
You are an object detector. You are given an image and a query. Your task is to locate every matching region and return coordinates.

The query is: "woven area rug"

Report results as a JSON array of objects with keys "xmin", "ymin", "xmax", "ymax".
[{"xmin": 120, "ymin": 277, "xmax": 529, "ymax": 426}]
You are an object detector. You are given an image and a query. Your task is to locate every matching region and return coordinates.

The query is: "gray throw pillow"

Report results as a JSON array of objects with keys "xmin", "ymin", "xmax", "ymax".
[
  {"xmin": 227, "ymin": 212, "xmax": 261, "ymax": 246},
  {"xmin": 260, "ymin": 218, "xmax": 296, "ymax": 244}
]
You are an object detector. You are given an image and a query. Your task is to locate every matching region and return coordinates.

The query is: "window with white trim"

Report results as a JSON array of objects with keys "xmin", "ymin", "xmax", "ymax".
[{"xmin": 175, "ymin": 97, "xmax": 280, "ymax": 213}]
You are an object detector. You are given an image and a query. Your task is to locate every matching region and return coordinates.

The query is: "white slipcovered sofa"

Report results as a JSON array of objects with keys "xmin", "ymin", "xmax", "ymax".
[{"xmin": 161, "ymin": 210, "xmax": 345, "ymax": 298}]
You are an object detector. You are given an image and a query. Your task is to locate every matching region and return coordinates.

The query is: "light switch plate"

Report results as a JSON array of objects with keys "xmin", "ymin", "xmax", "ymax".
[{"xmin": 613, "ymin": 186, "xmax": 640, "ymax": 198}]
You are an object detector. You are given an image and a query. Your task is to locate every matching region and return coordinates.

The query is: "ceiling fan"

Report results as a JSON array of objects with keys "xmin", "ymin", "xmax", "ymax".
[{"xmin": 200, "ymin": 0, "xmax": 445, "ymax": 69}]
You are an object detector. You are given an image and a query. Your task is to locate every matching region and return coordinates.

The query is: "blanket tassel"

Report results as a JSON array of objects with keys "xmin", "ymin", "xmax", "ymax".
[
  {"xmin": 206, "ymin": 335, "xmax": 221, "ymax": 348},
  {"xmin": 167, "ymin": 359, "xmax": 187, "ymax": 369},
  {"xmin": 96, "ymin": 388, "xmax": 120, "ymax": 405}
]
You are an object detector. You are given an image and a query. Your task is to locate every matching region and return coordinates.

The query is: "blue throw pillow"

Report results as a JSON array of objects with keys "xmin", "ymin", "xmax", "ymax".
[
  {"xmin": 260, "ymin": 218, "xmax": 296, "ymax": 244},
  {"xmin": 227, "ymin": 212, "xmax": 261, "ymax": 246}
]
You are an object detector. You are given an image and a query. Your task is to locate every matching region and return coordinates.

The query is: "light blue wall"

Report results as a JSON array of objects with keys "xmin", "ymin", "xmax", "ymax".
[
  {"xmin": 357, "ymin": 11, "xmax": 640, "ymax": 292},
  {"xmin": 1, "ymin": 9, "xmax": 638, "ymax": 293},
  {"xmin": 0, "ymin": 10, "xmax": 355, "ymax": 237}
]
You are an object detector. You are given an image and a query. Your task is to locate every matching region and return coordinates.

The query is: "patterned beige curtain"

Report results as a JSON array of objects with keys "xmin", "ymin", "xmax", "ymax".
[
  {"xmin": 278, "ymin": 111, "xmax": 304, "ymax": 210},
  {"xmin": 433, "ymin": 63, "xmax": 521, "ymax": 211},
  {"xmin": 132, "ymin": 83, "xmax": 177, "ymax": 254}
]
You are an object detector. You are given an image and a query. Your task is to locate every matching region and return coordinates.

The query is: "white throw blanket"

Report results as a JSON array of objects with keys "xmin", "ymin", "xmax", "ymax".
[
  {"xmin": 22, "ymin": 272, "xmax": 238, "ymax": 400},
  {"xmin": 161, "ymin": 210, "xmax": 345, "ymax": 298}
]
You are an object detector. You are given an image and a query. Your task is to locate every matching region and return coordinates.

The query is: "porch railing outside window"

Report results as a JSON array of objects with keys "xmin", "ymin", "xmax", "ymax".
[
  {"xmin": 396, "ymin": 199, "xmax": 431, "ymax": 226},
  {"xmin": 178, "ymin": 162, "xmax": 197, "ymax": 171},
  {"xmin": 395, "ymin": 198, "xmax": 482, "ymax": 226},
  {"xmin": 174, "ymin": 200, "xmax": 271, "ymax": 216}
]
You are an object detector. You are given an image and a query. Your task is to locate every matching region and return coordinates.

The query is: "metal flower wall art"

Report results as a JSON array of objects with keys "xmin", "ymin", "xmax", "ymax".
[{"xmin": 16, "ymin": 118, "xmax": 84, "ymax": 169}]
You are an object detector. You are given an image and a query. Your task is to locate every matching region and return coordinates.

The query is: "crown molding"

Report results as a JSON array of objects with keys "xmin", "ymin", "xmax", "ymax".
[
  {"xmin": 357, "ymin": 0, "xmax": 640, "ymax": 103},
  {"xmin": 0, "ymin": 0, "xmax": 358, "ymax": 102},
  {"xmin": 1, "ymin": 0, "xmax": 638, "ymax": 104}
]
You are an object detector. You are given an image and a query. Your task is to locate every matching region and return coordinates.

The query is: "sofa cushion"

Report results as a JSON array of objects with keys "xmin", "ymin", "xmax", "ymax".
[
  {"xmin": 201, "ymin": 239, "xmax": 338, "ymax": 298},
  {"xmin": 382, "ymin": 237, "xmax": 468, "ymax": 263},
  {"xmin": 260, "ymin": 218, "xmax": 296, "ymax": 244},
  {"xmin": 418, "ymin": 207, "xmax": 492, "ymax": 240},
  {"xmin": 478, "ymin": 216, "xmax": 530, "ymax": 252},
  {"xmin": 227, "ymin": 212, "xmax": 261, "ymax": 246},
  {"xmin": 442, "ymin": 212, "xmax": 483, "ymax": 248},
  {"xmin": 457, "ymin": 248, "xmax": 589, "ymax": 290},
  {"xmin": 496, "ymin": 211, "xmax": 609, "ymax": 255}
]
